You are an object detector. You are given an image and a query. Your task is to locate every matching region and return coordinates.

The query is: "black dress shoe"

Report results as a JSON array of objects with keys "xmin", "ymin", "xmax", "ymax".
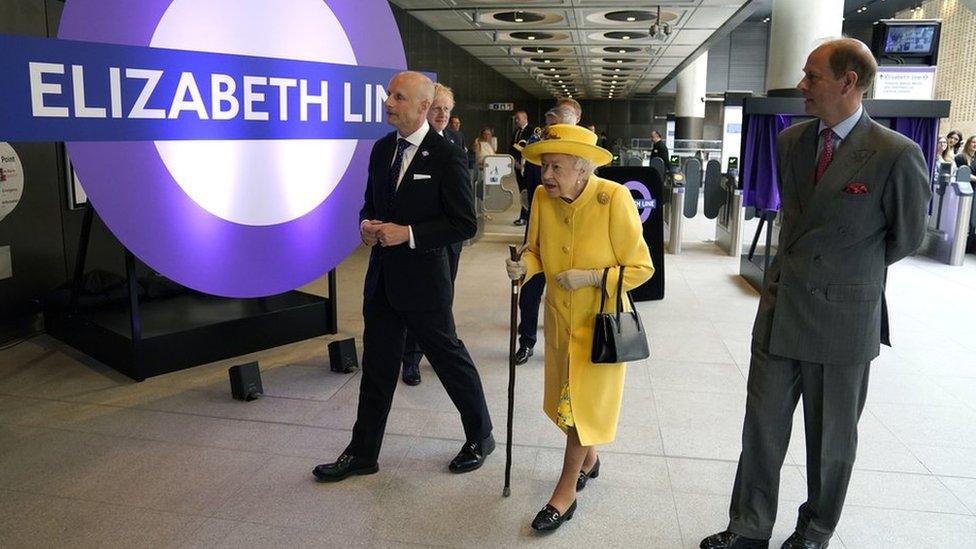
[
  {"xmin": 531, "ymin": 500, "xmax": 576, "ymax": 532},
  {"xmin": 514, "ymin": 346, "xmax": 534, "ymax": 365},
  {"xmin": 402, "ymin": 362, "xmax": 421, "ymax": 386},
  {"xmin": 576, "ymin": 457, "xmax": 600, "ymax": 491},
  {"xmin": 513, "ymin": 218, "xmax": 527, "ymax": 226},
  {"xmin": 448, "ymin": 434, "xmax": 495, "ymax": 473},
  {"xmin": 700, "ymin": 531, "xmax": 769, "ymax": 549},
  {"xmin": 781, "ymin": 533, "xmax": 828, "ymax": 549},
  {"xmin": 312, "ymin": 454, "xmax": 378, "ymax": 483}
]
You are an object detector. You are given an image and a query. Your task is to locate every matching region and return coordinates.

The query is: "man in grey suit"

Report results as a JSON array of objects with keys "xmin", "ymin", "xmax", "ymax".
[{"xmin": 701, "ymin": 39, "xmax": 931, "ymax": 549}]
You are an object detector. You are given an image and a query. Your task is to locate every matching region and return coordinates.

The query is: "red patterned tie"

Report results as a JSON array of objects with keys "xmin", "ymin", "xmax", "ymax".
[{"xmin": 815, "ymin": 128, "xmax": 834, "ymax": 183}]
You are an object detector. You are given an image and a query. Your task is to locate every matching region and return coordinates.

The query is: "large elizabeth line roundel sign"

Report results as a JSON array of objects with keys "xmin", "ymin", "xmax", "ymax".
[{"xmin": 0, "ymin": 0, "xmax": 407, "ymax": 297}]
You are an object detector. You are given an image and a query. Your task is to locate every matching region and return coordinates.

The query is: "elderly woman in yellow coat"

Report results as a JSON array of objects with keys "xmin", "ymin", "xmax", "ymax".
[{"xmin": 505, "ymin": 125, "xmax": 653, "ymax": 532}]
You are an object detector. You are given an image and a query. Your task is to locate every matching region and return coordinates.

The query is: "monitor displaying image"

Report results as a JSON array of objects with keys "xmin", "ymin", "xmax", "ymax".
[{"xmin": 884, "ymin": 25, "xmax": 936, "ymax": 54}]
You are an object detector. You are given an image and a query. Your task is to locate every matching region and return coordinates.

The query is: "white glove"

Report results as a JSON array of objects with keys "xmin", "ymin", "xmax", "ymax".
[
  {"xmin": 506, "ymin": 258, "xmax": 527, "ymax": 281},
  {"xmin": 554, "ymin": 269, "xmax": 602, "ymax": 291}
]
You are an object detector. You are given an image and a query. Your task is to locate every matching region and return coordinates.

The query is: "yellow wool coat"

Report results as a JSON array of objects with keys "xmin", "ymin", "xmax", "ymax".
[{"xmin": 522, "ymin": 175, "xmax": 654, "ymax": 446}]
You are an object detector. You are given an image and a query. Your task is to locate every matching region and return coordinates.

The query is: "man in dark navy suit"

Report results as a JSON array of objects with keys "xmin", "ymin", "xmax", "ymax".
[
  {"xmin": 511, "ymin": 110, "xmax": 536, "ymax": 225},
  {"xmin": 400, "ymin": 82, "xmax": 467, "ymax": 386},
  {"xmin": 313, "ymin": 71, "xmax": 494, "ymax": 482}
]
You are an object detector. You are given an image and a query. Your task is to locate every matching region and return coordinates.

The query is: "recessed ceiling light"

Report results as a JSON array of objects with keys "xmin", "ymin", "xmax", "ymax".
[
  {"xmin": 614, "ymin": 68, "xmax": 621, "ymax": 72},
  {"xmin": 618, "ymin": 49, "xmax": 627, "ymax": 53},
  {"xmin": 537, "ymin": 48, "xmax": 545, "ymax": 53},
  {"xmin": 622, "ymin": 35, "xmax": 630, "ymax": 40},
  {"xmin": 543, "ymin": 59, "xmax": 551, "ymax": 63},
  {"xmin": 626, "ymin": 16, "xmax": 636, "ymax": 22},
  {"xmin": 527, "ymin": 35, "xmax": 536, "ymax": 40},
  {"xmin": 549, "ymin": 68, "xmax": 556, "ymax": 71},
  {"xmin": 616, "ymin": 60, "xmax": 624, "ymax": 63}
]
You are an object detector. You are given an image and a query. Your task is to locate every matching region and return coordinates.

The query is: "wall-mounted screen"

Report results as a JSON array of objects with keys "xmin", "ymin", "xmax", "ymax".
[{"xmin": 884, "ymin": 24, "xmax": 937, "ymax": 55}]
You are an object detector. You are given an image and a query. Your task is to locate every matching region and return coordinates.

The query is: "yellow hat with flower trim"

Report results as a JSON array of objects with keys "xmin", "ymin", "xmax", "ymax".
[{"xmin": 521, "ymin": 124, "xmax": 613, "ymax": 167}]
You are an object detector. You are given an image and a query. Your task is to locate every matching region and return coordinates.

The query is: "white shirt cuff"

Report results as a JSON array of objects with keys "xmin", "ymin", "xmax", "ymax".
[{"xmin": 408, "ymin": 226, "xmax": 416, "ymax": 249}]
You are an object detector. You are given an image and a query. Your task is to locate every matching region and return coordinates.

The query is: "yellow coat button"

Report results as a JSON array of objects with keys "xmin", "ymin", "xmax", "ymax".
[
  {"xmin": 562, "ymin": 245, "xmax": 570, "ymax": 253},
  {"xmin": 564, "ymin": 217, "xmax": 571, "ymax": 224}
]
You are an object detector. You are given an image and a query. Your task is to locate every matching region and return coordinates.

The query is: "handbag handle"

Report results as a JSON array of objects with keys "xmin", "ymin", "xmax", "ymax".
[{"xmin": 597, "ymin": 266, "xmax": 643, "ymax": 335}]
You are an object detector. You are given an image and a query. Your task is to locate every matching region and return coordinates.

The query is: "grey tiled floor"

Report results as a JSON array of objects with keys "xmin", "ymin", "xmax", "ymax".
[{"xmin": 1, "ymin": 214, "xmax": 974, "ymax": 548}]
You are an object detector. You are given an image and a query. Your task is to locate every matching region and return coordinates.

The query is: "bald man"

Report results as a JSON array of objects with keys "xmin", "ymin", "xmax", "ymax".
[
  {"xmin": 701, "ymin": 39, "xmax": 930, "ymax": 549},
  {"xmin": 314, "ymin": 72, "xmax": 494, "ymax": 482}
]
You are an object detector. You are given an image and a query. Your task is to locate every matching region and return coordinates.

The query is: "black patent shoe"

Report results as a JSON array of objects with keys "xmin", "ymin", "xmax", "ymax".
[
  {"xmin": 449, "ymin": 434, "xmax": 495, "ymax": 473},
  {"xmin": 576, "ymin": 457, "xmax": 600, "ymax": 491},
  {"xmin": 514, "ymin": 346, "xmax": 534, "ymax": 365},
  {"xmin": 312, "ymin": 454, "xmax": 378, "ymax": 483},
  {"xmin": 531, "ymin": 500, "xmax": 576, "ymax": 532},
  {"xmin": 401, "ymin": 362, "xmax": 421, "ymax": 386},
  {"xmin": 781, "ymin": 532, "xmax": 828, "ymax": 549},
  {"xmin": 700, "ymin": 531, "xmax": 769, "ymax": 549}
]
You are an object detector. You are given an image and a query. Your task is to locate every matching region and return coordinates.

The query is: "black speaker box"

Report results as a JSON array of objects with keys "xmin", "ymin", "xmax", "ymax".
[
  {"xmin": 328, "ymin": 338, "xmax": 359, "ymax": 373},
  {"xmin": 228, "ymin": 362, "xmax": 263, "ymax": 401}
]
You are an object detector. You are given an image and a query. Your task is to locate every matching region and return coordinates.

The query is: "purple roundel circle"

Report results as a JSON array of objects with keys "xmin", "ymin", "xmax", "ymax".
[
  {"xmin": 58, "ymin": 0, "xmax": 407, "ymax": 297},
  {"xmin": 624, "ymin": 180, "xmax": 656, "ymax": 224}
]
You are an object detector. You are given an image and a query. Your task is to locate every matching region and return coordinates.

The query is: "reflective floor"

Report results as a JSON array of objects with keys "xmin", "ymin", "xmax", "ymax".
[{"xmin": 0, "ymin": 214, "xmax": 974, "ymax": 548}]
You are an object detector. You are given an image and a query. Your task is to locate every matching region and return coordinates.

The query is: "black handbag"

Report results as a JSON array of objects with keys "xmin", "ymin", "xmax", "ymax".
[{"xmin": 591, "ymin": 266, "xmax": 650, "ymax": 364}]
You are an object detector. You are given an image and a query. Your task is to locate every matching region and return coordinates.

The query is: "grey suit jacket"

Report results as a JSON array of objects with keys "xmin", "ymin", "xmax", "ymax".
[{"xmin": 752, "ymin": 111, "xmax": 931, "ymax": 364}]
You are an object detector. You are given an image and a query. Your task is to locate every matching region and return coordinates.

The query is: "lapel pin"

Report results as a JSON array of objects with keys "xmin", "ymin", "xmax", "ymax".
[{"xmin": 421, "ymin": 150, "xmax": 429, "ymax": 157}]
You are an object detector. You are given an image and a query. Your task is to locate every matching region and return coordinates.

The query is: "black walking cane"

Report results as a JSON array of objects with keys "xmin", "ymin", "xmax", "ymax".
[{"xmin": 503, "ymin": 243, "xmax": 523, "ymax": 497}]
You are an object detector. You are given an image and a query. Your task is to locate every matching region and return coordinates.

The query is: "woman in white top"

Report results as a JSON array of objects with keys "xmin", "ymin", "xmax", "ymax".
[{"xmin": 473, "ymin": 126, "xmax": 496, "ymax": 167}]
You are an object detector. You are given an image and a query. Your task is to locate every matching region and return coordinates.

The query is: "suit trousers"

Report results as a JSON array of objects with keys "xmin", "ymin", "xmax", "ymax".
[
  {"xmin": 728, "ymin": 340, "xmax": 870, "ymax": 543},
  {"xmin": 348, "ymin": 270, "xmax": 492, "ymax": 462},
  {"xmin": 517, "ymin": 273, "xmax": 545, "ymax": 349},
  {"xmin": 516, "ymin": 168, "xmax": 529, "ymax": 221},
  {"xmin": 402, "ymin": 244, "xmax": 462, "ymax": 367}
]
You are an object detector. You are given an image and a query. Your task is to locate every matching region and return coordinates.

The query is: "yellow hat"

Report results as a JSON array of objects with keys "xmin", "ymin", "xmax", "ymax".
[{"xmin": 521, "ymin": 124, "xmax": 613, "ymax": 167}]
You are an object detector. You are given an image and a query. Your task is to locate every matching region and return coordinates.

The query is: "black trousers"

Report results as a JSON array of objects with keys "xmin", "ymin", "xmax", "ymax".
[
  {"xmin": 403, "ymin": 244, "xmax": 461, "ymax": 367},
  {"xmin": 517, "ymin": 273, "xmax": 545, "ymax": 349},
  {"xmin": 728, "ymin": 341, "xmax": 871, "ymax": 543},
  {"xmin": 347, "ymin": 271, "xmax": 491, "ymax": 462},
  {"xmin": 516, "ymin": 166, "xmax": 530, "ymax": 221}
]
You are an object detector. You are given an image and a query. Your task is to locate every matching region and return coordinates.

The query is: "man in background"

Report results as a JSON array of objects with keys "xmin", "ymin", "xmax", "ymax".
[
  {"xmin": 650, "ymin": 130, "xmax": 671, "ymax": 171},
  {"xmin": 511, "ymin": 110, "xmax": 536, "ymax": 226},
  {"xmin": 513, "ymin": 100, "xmax": 581, "ymax": 365},
  {"xmin": 400, "ymin": 83, "xmax": 466, "ymax": 386}
]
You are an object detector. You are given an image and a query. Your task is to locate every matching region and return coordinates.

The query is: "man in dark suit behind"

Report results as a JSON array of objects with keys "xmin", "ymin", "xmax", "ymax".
[
  {"xmin": 313, "ymin": 71, "xmax": 494, "ymax": 482},
  {"xmin": 511, "ymin": 110, "xmax": 535, "ymax": 225},
  {"xmin": 400, "ymin": 82, "xmax": 467, "ymax": 386},
  {"xmin": 701, "ymin": 39, "xmax": 930, "ymax": 549},
  {"xmin": 650, "ymin": 130, "xmax": 671, "ymax": 171}
]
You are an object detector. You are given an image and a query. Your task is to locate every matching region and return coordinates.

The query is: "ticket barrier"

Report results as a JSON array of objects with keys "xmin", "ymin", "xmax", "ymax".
[
  {"xmin": 473, "ymin": 154, "xmax": 520, "ymax": 242},
  {"xmin": 920, "ymin": 165, "xmax": 973, "ymax": 265},
  {"xmin": 708, "ymin": 158, "xmax": 755, "ymax": 257}
]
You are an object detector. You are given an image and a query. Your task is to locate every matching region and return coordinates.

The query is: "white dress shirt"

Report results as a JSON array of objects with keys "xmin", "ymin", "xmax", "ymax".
[
  {"xmin": 391, "ymin": 120, "xmax": 430, "ymax": 249},
  {"xmin": 816, "ymin": 104, "xmax": 863, "ymax": 160}
]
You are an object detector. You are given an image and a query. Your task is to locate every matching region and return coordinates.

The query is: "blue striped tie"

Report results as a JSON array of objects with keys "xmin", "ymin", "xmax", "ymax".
[{"xmin": 389, "ymin": 138, "xmax": 410, "ymax": 197}]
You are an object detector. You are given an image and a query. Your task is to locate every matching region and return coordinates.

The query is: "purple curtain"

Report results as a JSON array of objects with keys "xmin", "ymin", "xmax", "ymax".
[
  {"xmin": 741, "ymin": 114, "xmax": 792, "ymax": 212},
  {"xmin": 893, "ymin": 117, "xmax": 939, "ymax": 178}
]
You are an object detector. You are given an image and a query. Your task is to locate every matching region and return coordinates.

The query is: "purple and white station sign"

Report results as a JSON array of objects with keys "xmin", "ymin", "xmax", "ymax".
[
  {"xmin": 0, "ymin": 0, "xmax": 408, "ymax": 297},
  {"xmin": 624, "ymin": 180, "xmax": 657, "ymax": 225}
]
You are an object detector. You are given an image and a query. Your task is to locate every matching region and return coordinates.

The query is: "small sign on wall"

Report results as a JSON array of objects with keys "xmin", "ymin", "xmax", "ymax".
[
  {"xmin": 0, "ymin": 143, "xmax": 25, "ymax": 223},
  {"xmin": 873, "ymin": 66, "xmax": 937, "ymax": 100},
  {"xmin": 488, "ymin": 103, "xmax": 515, "ymax": 111}
]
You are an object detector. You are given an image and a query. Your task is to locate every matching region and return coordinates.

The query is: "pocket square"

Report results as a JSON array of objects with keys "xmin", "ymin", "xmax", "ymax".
[
  {"xmin": 843, "ymin": 183, "xmax": 869, "ymax": 194},
  {"xmin": 413, "ymin": 173, "xmax": 432, "ymax": 180}
]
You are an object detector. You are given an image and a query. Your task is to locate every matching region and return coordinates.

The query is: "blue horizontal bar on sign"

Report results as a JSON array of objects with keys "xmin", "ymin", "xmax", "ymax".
[{"xmin": 0, "ymin": 33, "xmax": 412, "ymax": 142}]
